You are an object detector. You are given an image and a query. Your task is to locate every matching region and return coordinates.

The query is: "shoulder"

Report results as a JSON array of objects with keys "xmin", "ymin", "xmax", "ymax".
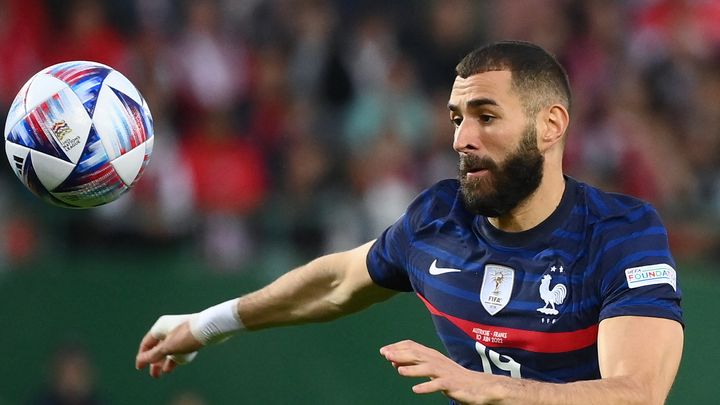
[
  {"xmin": 404, "ymin": 179, "xmax": 465, "ymax": 226},
  {"xmin": 575, "ymin": 179, "xmax": 664, "ymax": 229},
  {"xmin": 572, "ymin": 180, "xmax": 673, "ymax": 273}
]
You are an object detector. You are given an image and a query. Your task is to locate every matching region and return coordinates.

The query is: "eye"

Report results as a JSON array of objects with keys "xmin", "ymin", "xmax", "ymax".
[
  {"xmin": 451, "ymin": 116, "xmax": 463, "ymax": 127},
  {"xmin": 479, "ymin": 114, "xmax": 495, "ymax": 124}
]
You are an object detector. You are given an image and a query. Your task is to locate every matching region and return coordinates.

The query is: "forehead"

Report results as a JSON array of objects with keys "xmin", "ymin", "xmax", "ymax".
[{"xmin": 448, "ymin": 70, "xmax": 517, "ymax": 110}]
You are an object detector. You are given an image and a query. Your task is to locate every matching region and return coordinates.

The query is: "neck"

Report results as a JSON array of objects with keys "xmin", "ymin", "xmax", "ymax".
[{"xmin": 487, "ymin": 171, "xmax": 566, "ymax": 232}]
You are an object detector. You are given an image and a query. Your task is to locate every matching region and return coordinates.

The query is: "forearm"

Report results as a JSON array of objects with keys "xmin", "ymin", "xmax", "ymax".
[
  {"xmin": 381, "ymin": 340, "xmax": 665, "ymax": 405},
  {"xmin": 238, "ymin": 255, "xmax": 348, "ymax": 329},
  {"xmin": 238, "ymin": 242, "xmax": 393, "ymax": 330},
  {"xmin": 493, "ymin": 375, "xmax": 656, "ymax": 405}
]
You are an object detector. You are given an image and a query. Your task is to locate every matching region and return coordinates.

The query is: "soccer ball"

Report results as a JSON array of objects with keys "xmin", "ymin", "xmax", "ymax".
[{"xmin": 3, "ymin": 61, "xmax": 154, "ymax": 208}]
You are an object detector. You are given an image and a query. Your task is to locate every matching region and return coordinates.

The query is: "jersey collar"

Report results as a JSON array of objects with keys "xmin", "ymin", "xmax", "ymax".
[{"xmin": 475, "ymin": 176, "xmax": 579, "ymax": 248}]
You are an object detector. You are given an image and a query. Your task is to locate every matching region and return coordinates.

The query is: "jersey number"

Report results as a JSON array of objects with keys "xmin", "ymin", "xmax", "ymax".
[{"xmin": 475, "ymin": 341, "xmax": 522, "ymax": 378}]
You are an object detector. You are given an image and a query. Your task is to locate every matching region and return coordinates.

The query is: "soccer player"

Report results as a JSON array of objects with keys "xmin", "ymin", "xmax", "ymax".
[{"xmin": 136, "ymin": 41, "xmax": 683, "ymax": 405}]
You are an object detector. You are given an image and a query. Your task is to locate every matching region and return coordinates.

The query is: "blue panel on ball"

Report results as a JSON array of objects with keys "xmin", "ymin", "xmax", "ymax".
[{"xmin": 142, "ymin": 97, "xmax": 154, "ymax": 140}]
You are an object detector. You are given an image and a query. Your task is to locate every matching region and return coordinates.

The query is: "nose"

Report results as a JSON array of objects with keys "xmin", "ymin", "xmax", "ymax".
[{"xmin": 452, "ymin": 120, "xmax": 480, "ymax": 153}]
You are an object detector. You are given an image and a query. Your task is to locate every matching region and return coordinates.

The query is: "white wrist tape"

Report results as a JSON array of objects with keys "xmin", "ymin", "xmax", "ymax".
[{"xmin": 189, "ymin": 298, "xmax": 245, "ymax": 345}]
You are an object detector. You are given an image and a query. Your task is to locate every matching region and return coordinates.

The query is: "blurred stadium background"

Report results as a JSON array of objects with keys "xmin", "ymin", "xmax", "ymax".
[{"xmin": 1, "ymin": 0, "xmax": 719, "ymax": 403}]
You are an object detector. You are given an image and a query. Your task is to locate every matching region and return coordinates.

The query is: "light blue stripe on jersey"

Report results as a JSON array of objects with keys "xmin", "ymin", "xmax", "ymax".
[
  {"xmin": 586, "ymin": 226, "xmax": 670, "ymax": 279},
  {"xmin": 552, "ymin": 229, "xmax": 583, "ymax": 241},
  {"xmin": 412, "ymin": 266, "xmax": 574, "ymax": 312},
  {"xmin": 367, "ymin": 177, "xmax": 683, "ymax": 385},
  {"xmin": 600, "ymin": 249, "xmax": 675, "ymax": 294},
  {"xmin": 600, "ymin": 226, "xmax": 668, "ymax": 251}
]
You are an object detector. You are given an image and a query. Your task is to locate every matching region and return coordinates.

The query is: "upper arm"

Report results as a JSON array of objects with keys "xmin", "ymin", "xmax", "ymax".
[
  {"xmin": 593, "ymin": 202, "xmax": 683, "ymax": 402},
  {"xmin": 598, "ymin": 316, "xmax": 683, "ymax": 404},
  {"xmin": 331, "ymin": 240, "xmax": 399, "ymax": 311}
]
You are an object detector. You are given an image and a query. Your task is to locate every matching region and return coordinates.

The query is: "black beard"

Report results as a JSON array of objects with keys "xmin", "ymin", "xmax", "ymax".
[{"xmin": 458, "ymin": 126, "xmax": 544, "ymax": 217}]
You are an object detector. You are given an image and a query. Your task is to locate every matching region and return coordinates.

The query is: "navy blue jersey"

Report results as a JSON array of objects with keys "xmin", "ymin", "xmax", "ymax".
[{"xmin": 367, "ymin": 177, "xmax": 682, "ymax": 383}]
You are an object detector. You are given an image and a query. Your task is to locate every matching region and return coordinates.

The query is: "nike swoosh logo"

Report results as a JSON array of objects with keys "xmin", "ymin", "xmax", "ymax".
[{"xmin": 429, "ymin": 259, "xmax": 462, "ymax": 275}]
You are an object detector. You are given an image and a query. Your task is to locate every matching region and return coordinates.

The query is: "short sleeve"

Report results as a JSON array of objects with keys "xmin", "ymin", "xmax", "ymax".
[
  {"xmin": 597, "ymin": 205, "xmax": 683, "ymax": 326},
  {"xmin": 366, "ymin": 213, "xmax": 413, "ymax": 292},
  {"xmin": 366, "ymin": 180, "xmax": 471, "ymax": 293},
  {"xmin": 365, "ymin": 181, "xmax": 456, "ymax": 292}
]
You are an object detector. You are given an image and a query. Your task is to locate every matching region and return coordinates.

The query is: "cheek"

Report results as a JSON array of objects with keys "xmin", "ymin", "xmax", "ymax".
[{"xmin": 483, "ymin": 127, "xmax": 519, "ymax": 158}]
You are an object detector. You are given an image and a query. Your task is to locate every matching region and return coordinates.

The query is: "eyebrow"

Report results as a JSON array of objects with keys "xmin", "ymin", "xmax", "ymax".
[{"xmin": 447, "ymin": 97, "xmax": 499, "ymax": 112}]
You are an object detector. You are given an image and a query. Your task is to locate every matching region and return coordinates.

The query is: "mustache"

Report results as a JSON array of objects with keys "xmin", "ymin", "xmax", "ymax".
[{"xmin": 459, "ymin": 154, "xmax": 498, "ymax": 174}]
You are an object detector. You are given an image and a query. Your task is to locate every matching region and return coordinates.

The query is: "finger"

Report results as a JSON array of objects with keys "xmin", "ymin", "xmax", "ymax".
[
  {"xmin": 150, "ymin": 362, "xmax": 163, "ymax": 378},
  {"xmin": 162, "ymin": 357, "xmax": 178, "ymax": 373},
  {"xmin": 139, "ymin": 332, "xmax": 160, "ymax": 352},
  {"xmin": 380, "ymin": 339, "xmax": 419, "ymax": 354},
  {"xmin": 137, "ymin": 343, "xmax": 168, "ymax": 369},
  {"xmin": 136, "ymin": 333, "xmax": 161, "ymax": 370},
  {"xmin": 412, "ymin": 379, "xmax": 445, "ymax": 395},
  {"xmin": 381, "ymin": 347, "xmax": 426, "ymax": 366},
  {"xmin": 397, "ymin": 364, "xmax": 434, "ymax": 378},
  {"xmin": 381, "ymin": 340, "xmax": 434, "ymax": 359}
]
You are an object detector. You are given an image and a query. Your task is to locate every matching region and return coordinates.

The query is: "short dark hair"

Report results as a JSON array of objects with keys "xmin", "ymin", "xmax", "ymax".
[{"xmin": 455, "ymin": 41, "xmax": 571, "ymax": 117}]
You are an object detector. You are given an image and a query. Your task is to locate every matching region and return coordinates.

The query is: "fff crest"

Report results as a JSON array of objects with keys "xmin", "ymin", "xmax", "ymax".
[{"xmin": 480, "ymin": 264, "xmax": 514, "ymax": 315}]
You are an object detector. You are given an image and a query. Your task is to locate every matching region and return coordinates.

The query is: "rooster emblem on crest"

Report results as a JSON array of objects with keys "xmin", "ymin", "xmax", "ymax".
[{"xmin": 537, "ymin": 274, "xmax": 567, "ymax": 315}]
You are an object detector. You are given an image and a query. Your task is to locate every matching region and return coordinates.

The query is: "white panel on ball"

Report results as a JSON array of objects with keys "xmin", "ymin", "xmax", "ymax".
[
  {"xmin": 4, "ymin": 142, "xmax": 30, "ymax": 180},
  {"xmin": 145, "ymin": 135, "xmax": 154, "ymax": 156},
  {"xmin": 102, "ymin": 70, "xmax": 142, "ymax": 105},
  {"xmin": 29, "ymin": 150, "xmax": 76, "ymax": 190},
  {"xmin": 24, "ymin": 74, "xmax": 70, "ymax": 117},
  {"xmin": 111, "ymin": 142, "xmax": 146, "ymax": 186},
  {"xmin": 39, "ymin": 86, "xmax": 93, "ymax": 164},
  {"xmin": 92, "ymin": 83, "xmax": 127, "ymax": 161}
]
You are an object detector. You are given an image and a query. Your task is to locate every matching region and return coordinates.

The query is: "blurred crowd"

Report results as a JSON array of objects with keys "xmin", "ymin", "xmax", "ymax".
[{"xmin": 2, "ymin": 0, "xmax": 720, "ymax": 271}]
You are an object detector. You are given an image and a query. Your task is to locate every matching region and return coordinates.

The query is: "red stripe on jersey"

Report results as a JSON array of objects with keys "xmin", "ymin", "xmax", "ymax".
[{"xmin": 418, "ymin": 293, "xmax": 598, "ymax": 353}]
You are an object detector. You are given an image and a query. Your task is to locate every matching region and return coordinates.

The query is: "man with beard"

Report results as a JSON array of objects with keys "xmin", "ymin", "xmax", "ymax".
[{"xmin": 136, "ymin": 41, "xmax": 683, "ymax": 405}]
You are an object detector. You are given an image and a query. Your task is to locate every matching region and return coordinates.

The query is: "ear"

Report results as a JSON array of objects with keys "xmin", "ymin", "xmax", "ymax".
[{"xmin": 538, "ymin": 104, "xmax": 569, "ymax": 152}]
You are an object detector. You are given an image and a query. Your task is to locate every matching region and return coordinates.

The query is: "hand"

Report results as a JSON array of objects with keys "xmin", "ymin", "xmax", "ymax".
[
  {"xmin": 136, "ymin": 314, "xmax": 204, "ymax": 378},
  {"xmin": 380, "ymin": 340, "xmax": 505, "ymax": 405}
]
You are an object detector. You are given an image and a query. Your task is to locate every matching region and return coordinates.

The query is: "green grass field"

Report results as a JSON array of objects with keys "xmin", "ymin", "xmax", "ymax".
[{"xmin": 0, "ymin": 253, "xmax": 716, "ymax": 404}]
